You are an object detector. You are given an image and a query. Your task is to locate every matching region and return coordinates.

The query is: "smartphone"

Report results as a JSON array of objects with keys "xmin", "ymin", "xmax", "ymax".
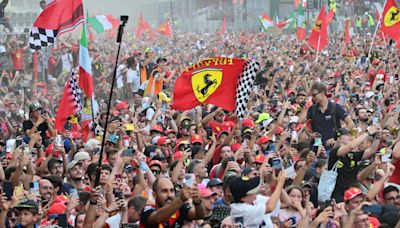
[
  {"xmin": 234, "ymin": 217, "xmax": 244, "ymax": 226},
  {"xmin": 381, "ymin": 153, "xmax": 392, "ymax": 163},
  {"xmin": 227, "ymin": 157, "xmax": 235, "ymax": 162},
  {"xmin": 55, "ymin": 135, "xmax": 63, "ymax": 147},
  {"xmin": 23, "ymin": 144, "xmax": 29, "ymax": 155},
  {"xmin": 288, "ymin": 216, "xmax": 296, "ymax": 225},
  {"xmin": 269, "ymin": 143, "xmax": 276, "ymax": 152},
  {"xmin": 314, "ymin": 138, "xmax": 322, "ymax": 146},
  {"xmin": 271, "ymin": 158, "xmax": 282, "ymax": 171},
  {"xmin": 122, "ymin": 148, "xmax": 135, "ymax": 157},
  {"xmin": 16, "ymin": 137, "xmax": 23, "ymax": 148},
  {"xmin": 30, "ymin": 182, "xmax": 39, "ymax": 195},
  {"xmin": 362, "ymin": 204, "xmax": 382, "ymax": 214},
  {"xmin": 58, "ymin": 214, "xmax": 67, "ymax": 228},
  {"xmin": 114, "ymin": 191, "xmax": 123, "ymax": 200},
  {"xmin": 69, "ymin": 188, "xmax": 79, "ymax": 200},
  {"xmin": 390, "ymin": 75, "xmax": 394, "ymax": 84},
  {"xmin": 372, "ymin": 116, "xmax": 379, "ymax": 125},
  {"xmin": 183, "ymin": 173, "xmax": 195, "ymax": 186},
  {"xmin": 3, "ymin": 181, "xmax": 13, "ymax": 200}
]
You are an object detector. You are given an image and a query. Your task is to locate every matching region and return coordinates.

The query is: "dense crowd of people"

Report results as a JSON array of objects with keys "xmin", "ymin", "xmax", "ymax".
[{"xmin": 1, "ymin": 1, "xmax": 400, "ymax": 227}]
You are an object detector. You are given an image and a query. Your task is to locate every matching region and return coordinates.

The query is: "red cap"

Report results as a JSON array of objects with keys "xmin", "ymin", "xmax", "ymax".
[
  {"xmin": 344, "ymin": 187, "xmax": 365, "ymax": 201},
  {"xmin": 254, "ymin": 153, "xmax": 266, "ymax": 163},
  {"xmin": 116, "ymin": 102, "xmax": 128, "ymax": 110},
  {"xmin": 257, "ymin": 136, "xmax": 272, "ymax": 145},
  {"xmin": 286, "ymin": 89, "xmax": 295, "ymax": 96},
  {"xmin": 156, "ymin": 136, "xmax": 167, "ymax": 146},
  {"xmin": 48, "ymin": 203, "xmax": 67, "ymax": 215},
  {"xmin": 242, "ymin": 118, "xmax": 255, "ymax": 128},
  {"xmin": 231, "ymin": 143, "xmax": 241, "ymax": 152},
  {"xmin": 112, "ymin": 110, "xmax": 120, "ymax": 116},
  {"xmin": 54, "ymin": 195, "xmax": 68, "ymax": 204},
  {"xmin": 173, "ymin": 151, "xmax": 183, "ymax": 161},
  {"xmin": 372, "ymin": 59, "xmax": 380, "ymax": 65},
  {"xmin": 191, "ymin": 134, "xmax": 203, "ymax": 145},
  {"xmin": 149, "ymin": 160, "xmax": 163, "ymax": 168},
  {"xmin": 151, "ymin": 125, "xmax": 163, "ymax": 133}
]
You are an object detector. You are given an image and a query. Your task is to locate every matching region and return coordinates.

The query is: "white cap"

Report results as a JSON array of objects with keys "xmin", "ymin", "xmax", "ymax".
[
  {"xmin": 365, "ymin": 91, "xmax": 374, "ymax": 99},
  {"xmin": 6, "ymin": 139, "xmax": 16, "ymax": 153},
  {"xmin": 0, "ymin": 46, "xmax": 5, "ymax": 53},
  {"xmin": 289, "ymin": 116, "xmax": 299, "ymax": 124}
]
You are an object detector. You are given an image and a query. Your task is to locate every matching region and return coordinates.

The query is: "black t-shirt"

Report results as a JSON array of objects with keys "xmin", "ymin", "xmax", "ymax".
[
  {"xmin": 0, "ymin": 0, "xmax": 8, "ymax": 19},
  {"xmin": 140, "ymin": 203, "xmax": 191, "ymax": 228},
  {"xmin": 22, "ymin": 120, "xmax": 49, "ymax": 142},
  {"xmin": 328, "ymin": 146, "xmax": 364, "ymax": 202},
  {"xmin": 307, "ymin": 102, "xmax": 347, "ymax": 144}
]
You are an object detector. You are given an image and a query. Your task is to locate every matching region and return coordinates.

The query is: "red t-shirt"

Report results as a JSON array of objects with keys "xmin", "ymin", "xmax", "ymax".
[
  {"xmin": 389, "ymin": 160, "xmax": 400, "ymax": 185},
  {"xmin": 10, "ymin": 48, "xmax": 24, "ymax": 70},
  {"xmin": 209, "ymin": 120, "xmax": 233, "ymax": 133}
]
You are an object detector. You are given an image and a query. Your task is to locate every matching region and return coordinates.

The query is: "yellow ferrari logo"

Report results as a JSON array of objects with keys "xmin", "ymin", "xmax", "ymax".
[
  {"xmin": 192, "ymin": 68, "xmax": 222, "ymax": 103},
  {"xmin": 313, "ymin": 20, "xmax": 322, "ymax": 32},
  {"xmin": 384, "ymin": 6, "xmax": 400, "ymax": 26}
]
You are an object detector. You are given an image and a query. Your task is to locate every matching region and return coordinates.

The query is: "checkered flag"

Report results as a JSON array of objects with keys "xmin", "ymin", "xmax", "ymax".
[
  {"xmin": 235, "ymin": 60, "xmax": 260, "ymax": 120},
  {"xmin": 169, "ymin": 16, "xmax": 176, "ymax": 38},
  {"xmin": 54, "ymin": 71, "xmax": 83, "ymax": 131},
  {"xmin": 28, "ymin": 0, "xmax": 84, "ymax": 52},
  {"xmin": 29, "ymin": 27, "xmax": 58, "ymax": 51}
]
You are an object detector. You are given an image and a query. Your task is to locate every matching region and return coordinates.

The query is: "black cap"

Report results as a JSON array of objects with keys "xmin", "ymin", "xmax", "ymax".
[
  {"xmin": 207, "ymin": 178, "xmax": 223, "ymax": 188},
  {"xmin": 230, "ymin": 176, "xmax": 261, "ymax": 202},
  {"xmin": 209, "ymin": 204, "xmax": 231, "ymax": 222},
  {"xmin": 144, "ymin": 145, "xmax": 157, "ymax": 158},
  {"xmin": 14, "ymin": 199, "xmax": 39, "ymax": 213},
  {"xmin": 156, "ymin": 57, "xmax": 167, "ymax": 64},
  {"xmin": 335, "ymin": 128, "xmax": 350, "ymax": 139}
]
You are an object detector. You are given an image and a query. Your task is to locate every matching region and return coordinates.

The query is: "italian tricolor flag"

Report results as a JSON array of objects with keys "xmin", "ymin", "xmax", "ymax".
[
  {"xmin": 79, "ymin": 23, "xmax": 93, "ymax": 97},
  {"xmin": 259, "ymin": 15, "xmax": 274, "ymax": 31},
  {"xmin": 87, "ymin": 15, "xmax": 119, "ymax": 33}
]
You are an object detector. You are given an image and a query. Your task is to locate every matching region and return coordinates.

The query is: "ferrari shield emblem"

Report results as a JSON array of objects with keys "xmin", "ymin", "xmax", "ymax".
[
  {"xmin": 313, "ymin": 20, "xmax": 322, "ymax": 32},
  {"xmin": 191, "ymin": 68, "xmax": 222, "ymax": 103},
  {"xmin": 384, "ymin": 6, "xmax": 400, "ymax": 26}
]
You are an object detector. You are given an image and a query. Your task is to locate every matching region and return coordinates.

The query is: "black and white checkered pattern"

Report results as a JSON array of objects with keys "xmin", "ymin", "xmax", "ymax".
[
  {"xmin": 68, "ymin": 72, "xmax": 82, "ymax": 113},
  {"xmin": 235, "ymin": 60, "xmax": 260, "ymax": 120},
  {"xmin": 169, "ymin": 17, "xmax": 176, "ymax": 39},
  {"xmin": 29, "ymin": 27, "xmax": 58, "ymax": 52}
]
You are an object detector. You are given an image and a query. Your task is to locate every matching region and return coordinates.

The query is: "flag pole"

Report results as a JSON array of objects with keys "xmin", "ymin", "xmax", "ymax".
[
  {"xmin": 315, "ymin": 35, "xmax": 321, "ymax": 62},
  {"xmin": 169, "ymin": 0, "xmax": 177, "ymax": 45},
  {"xmin": 368, "ymin": 0, "xmax": 387, "ymax": 58},
  {"xmin": 94, "ymin": 15, "xmax": 129, "ymax": 187}
]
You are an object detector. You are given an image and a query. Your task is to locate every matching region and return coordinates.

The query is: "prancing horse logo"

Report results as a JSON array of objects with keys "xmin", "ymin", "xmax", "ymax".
[
  {"xmin": 384, "ymin": 6, "xmax": 400, "ymax": 27},
  {"xmin": 191, "ymin": 69, "xmax": 222, "ymax": 103}
]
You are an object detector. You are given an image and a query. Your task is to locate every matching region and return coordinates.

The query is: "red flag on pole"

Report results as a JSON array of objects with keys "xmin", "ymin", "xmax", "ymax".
[
  {"xmin": 380, "ymin": 0, "xmax": 400, "ymax": 41},
  {"xmin": 156, "ymin": 20, "xmax": 172, "ymax": 37},
  {"xmin": 28, "ymin": 0, "xmax": 84, "ymax": 51},
  {"xmin": 326, "ymin": 9, "xmax": 335, "ymax": 24},
  {"xmin": 219, "ymin": 17, "xmax": 227, "ymax": 34},
  {"xmin": 135, "ymin": 12, "xmax": 152, "ymax": 38},
  {"xmin": 55, "ymin": 72, "xmax": 82, "ymax": 131},
  {"xmin": 308, "ymin": 6, "xmax": 329, "ymax": 51}
]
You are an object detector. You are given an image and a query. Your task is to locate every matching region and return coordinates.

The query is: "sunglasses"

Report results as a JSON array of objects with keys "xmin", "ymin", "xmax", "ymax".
[{"xmin": 151, "ymin": 169, "xmax": 161, "ymax": 175}]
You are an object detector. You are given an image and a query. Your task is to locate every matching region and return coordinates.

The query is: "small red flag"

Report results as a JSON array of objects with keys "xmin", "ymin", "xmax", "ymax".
[
  {"xmin": 380, "ymin": 0, "xmax": 400, "ymax": 41},
  {"xmin": 344, "ymin": 19, "xmax": 350, "ymax": 43},
  {"xmin": 55, "ymin": 72, "xmax": 82, "ymax": 131},
  {"xmin": 135, "ymin": 12, "xmax": 152, "ymax": 38},
  {"xmin": 156, "ymin": 20, "xmax": 172, "ymax": 37},
  {"xmin": 219, "ymin": 17, "xmax": 227, "ymax": 34},
  {"xmin": 308, "ymin": 6, "xmax": 329, "ymax": 51},
  {"xmin": 326, "ymin": 9, "xmax": 335, "ymax": 24}
]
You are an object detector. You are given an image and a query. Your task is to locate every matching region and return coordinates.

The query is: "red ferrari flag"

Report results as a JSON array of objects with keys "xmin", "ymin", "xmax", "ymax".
[
  {"xmin": 156, "ymin": 20, "xmax": 172, "ymax": 37},
  {"xmin": 135, "ymin": 12, "xmax": 152, "ymax": 38},
  {"xmin": 308, "ymin": 6, "xmax": 329, "ymax": 51},
  {"xmin": 172, "ymin": 58, "xmax": 259, "ymax": 119},
  {"xmin": 55, "ymin": 72, "xmax": 82, "ymax": 131},
  {"xmin": 380, "ymin": 0, "xmax": 400, "ymax": 41},
  {"xmin": 29, "ymin": 0, "xmax": 84, "ymax": 51}
]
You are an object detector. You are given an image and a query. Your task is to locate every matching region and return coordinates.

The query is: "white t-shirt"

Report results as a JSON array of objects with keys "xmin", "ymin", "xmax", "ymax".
[
  {"xmin": 116, "ymin": 65, "xmax": 126, "ymax": 89},
  {"xmin": 127, "ymin": 68, "xmax": 140, "ymax": 92},
  {"xmin": 61, "ymin": 53, "xmax": 73, "ymax": 72},
  {"xmin": 230, "ymin": 194, "xmax": 280, "ymax": 228}
]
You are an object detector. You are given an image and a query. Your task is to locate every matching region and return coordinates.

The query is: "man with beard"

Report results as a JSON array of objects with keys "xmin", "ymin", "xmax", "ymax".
[
  {"xmin": 39, "ymin": 179, "xmax": 55, "ymax": 204},
  {"xmin": 188, "ymin": 160, "xmax": 209, "ymax": 185},
  {"xmin": 47, "ymin": 158, "xmax": 64, "ymax": 177},
  {"xmin": 66, "ymin": 160, "xmax": 84, "ymax": 190},
  {"xmin": 140, "ymin": 177, "xmax": 206, "ymax": 227},
  {"xmin": 355, "ymin": 108, "xmax": 370, "ymax": 133}
]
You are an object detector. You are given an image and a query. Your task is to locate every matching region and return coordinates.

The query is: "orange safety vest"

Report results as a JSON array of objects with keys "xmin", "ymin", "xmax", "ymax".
[{"xmin": 146, "ymin": 68, "xmax": 163, "ymax": 95}]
